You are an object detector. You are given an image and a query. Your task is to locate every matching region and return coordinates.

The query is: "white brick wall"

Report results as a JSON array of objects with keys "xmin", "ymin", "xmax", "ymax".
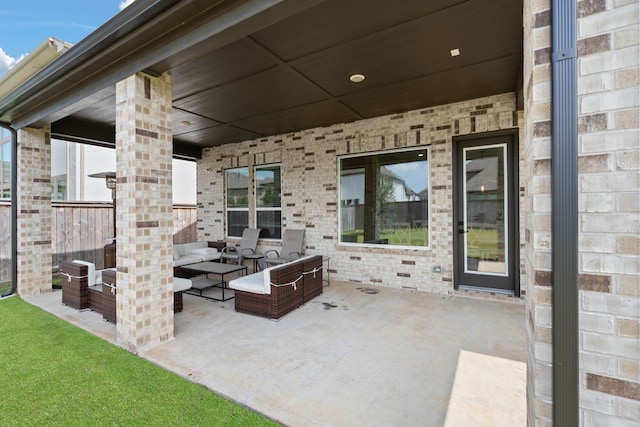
[
  {"xmin": 524, "ymin": 1, "xmax": 640, "ymax": 423},
  {"xmin": 577, "ymin": 0, "xmax": 640, "ymax": 423},
  {"xmin": 197, "ymin": 93, "xmax": 521, "ymax": 295}
]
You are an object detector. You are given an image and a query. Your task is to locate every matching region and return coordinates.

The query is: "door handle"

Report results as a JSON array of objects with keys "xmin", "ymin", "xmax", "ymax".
[{"xmin": 459, "ymin": 229, "xmax": 468, "ymax": 234}]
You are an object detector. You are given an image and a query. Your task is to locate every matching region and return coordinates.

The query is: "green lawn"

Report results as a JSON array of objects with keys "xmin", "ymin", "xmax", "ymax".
[
  {"xmin": 466, "ymin": 228, "xmax": 501, "ymax": 260},
  {"xmin": 0, "ymin": 297, "xmax": 279, "ymax": 427},
  {"xmin": 342, "ymin": 227, "xmax": 429, "ymax": 247},
  {"xmin": 341, "ymin": 227, "xmax": 501, "ymax": 260}
]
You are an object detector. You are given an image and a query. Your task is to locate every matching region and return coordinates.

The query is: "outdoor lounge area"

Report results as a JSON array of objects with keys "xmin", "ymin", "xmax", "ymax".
[
  {"xmin": 23, "ymin": 280, "xmax": 526, "ymax": 426},
  {"xmin": 1, "ymin": 0, "xmax": 637, "ymax": 425}
]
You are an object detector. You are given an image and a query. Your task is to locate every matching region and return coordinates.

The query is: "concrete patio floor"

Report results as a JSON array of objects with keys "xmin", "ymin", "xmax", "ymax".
[{"xmin": 25, "ymin": 280, "xmax": 526, "ymax": 427}]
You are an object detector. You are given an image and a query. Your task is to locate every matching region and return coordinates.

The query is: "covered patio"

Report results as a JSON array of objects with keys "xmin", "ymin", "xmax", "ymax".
[
  {"xmin": 24, "ymin": 281, "xmax": 526, "ymax": 426},
  {"xmin": 2, "ymin": 0, "xmax": 638, "ymax": 425}
]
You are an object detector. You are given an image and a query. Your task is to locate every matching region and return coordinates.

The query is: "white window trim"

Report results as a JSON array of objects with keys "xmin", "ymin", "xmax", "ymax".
[
  {"xmin": 462, "ymin": 143, "xmax": 509, "ymax": 277},
  {"xmin": 225, "ymin": 167, "xmax": 249, "ymax": 238},
  {"xmin": 255, "ymin": 163, "xmax": 282, "ymax": 242}
]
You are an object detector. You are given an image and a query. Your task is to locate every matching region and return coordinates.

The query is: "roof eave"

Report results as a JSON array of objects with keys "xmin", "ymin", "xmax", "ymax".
[
  {"xmin": 0, "ymin": 38, "xmax": 72, "ymax": 99},
  {"xmin": 0, "ymin": 0, "xmax": 182, "ymax": 125},
  {"xmin": 0, "ymin": 0, "xmax": 324, "ymax": 129}
]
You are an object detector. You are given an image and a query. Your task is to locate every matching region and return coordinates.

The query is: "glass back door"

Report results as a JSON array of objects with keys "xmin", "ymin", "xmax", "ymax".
[{"xmin": 454, "ymin": 133, "xmax": 518, "ymax": 294}]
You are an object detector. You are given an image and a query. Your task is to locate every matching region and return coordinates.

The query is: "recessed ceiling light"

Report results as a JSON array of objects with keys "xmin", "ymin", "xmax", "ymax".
[
  {"xmin": 450, "ymin": 48, "xmax": 461, "ymax": 57},
  {"xmin": 180, "ymin": 120, "xmax": 191, "ymax": 126},
  {"xmin": 349, "ymin": 73, "xmax": 366, "ymax": 83}
]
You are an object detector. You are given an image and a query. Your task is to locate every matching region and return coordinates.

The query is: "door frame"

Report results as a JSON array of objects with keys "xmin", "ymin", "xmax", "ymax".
[{"xmin": 452, "ymin": 130, "xmax": 520, "ymax": 296}]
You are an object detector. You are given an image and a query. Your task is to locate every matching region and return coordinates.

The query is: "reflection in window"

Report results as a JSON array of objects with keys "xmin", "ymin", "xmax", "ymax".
[
  {"xmin": 464, "ymin": 145, "xmax": 507, "ymax": 274},
  {"xmin": 340, "ymin": 148, "xmax": 430, "ymax": 248},
  {"xmin": 50, "ymin": 139, "xmax": 76, "ymax": 201},
  {"xmin": 51, "ymin": 175, "xmax": 67, "ymax": 200},
  {"xmin": 226, "ymin": 168, "xmax": 249, "ymax": 237},
  {"xmin": 0, "ymin": 141, "xmax": 10, "ymax": 198},
  {"xmin": 255, "ymin": 165, "xmax": 282, "ymax": 239}
]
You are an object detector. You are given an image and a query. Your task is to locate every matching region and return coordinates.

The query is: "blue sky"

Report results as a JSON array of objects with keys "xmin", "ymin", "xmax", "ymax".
[
  {"xmin": 0, "ymin": 0, "xmax": 135, "ymax": 75},
  {"xmin": 386, "ymin": 161, "xmax": 429, "ymax": 194}
]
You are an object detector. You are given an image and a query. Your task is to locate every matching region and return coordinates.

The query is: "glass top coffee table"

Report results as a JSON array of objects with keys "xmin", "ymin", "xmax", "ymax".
[{"xmin": 180, "ymin": 262, "xmax": 247, "ymax": 301}]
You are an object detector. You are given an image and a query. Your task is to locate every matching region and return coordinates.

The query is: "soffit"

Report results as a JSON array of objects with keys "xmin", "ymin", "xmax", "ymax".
[{"xmin": 47, "ymin": 0, "xmax": 522, "ymax": 156}]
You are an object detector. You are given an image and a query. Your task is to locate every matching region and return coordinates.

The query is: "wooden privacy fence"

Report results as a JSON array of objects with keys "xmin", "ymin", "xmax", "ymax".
[{"xmin": 0, "ymin": 202, "xmax": 197, "ymax": 283}]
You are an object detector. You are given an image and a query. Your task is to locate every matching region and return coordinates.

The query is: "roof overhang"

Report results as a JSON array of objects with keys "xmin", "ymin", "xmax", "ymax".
[
  {"xmin": 0, "ymin": 38, "xmax": 72, "ymax": 99},
  {"xmin": 0, "ymin": 0, "xmax": 523, "ymax": 159}
]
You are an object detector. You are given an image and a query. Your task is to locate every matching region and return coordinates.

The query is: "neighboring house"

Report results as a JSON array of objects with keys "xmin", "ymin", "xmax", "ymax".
[
  {"xmin": 341, "ymin": 166, "xmax": 423, "ymax": 205},
  {"xmin": 340, "ymin": 163, "xmax": 428, "ymax": 244},
  {"xmin": 0, "ymin": 128, "xmax": 9, "ymax": 198},
  {"xmin": 0, "ymin": 1, "xmax": 637, "ymax": 426},
  {"xmin": 0, "ymin": 134, "xmax": 196, "ymax": 203}
]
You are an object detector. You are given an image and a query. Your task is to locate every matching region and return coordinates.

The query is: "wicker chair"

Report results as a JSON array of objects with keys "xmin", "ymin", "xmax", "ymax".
[
  {"xmin": 233, "ymin": 261, "xmax": 303, "ymax": 320},
  {"xmin": 229, "ymin": 255, "xmax": 323, "ymax": 320},
  {"xmin": 61, "ymin": 261, "xmax": 190, "ymax": 322}
]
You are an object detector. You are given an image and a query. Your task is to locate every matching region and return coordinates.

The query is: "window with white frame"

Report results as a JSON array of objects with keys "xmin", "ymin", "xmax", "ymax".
[
  {"xmin": 339, "ymin": 148, "xmax": 430, "ymax": 248},
  {"xmin": 255, "ymin": 164, "xmax": 282, "ymax": 239},
  {"xmin": 225, "ymin": 165, "xmax": 283, "ymax": 239},
  {"xmin": 225, "ymin": 168, "xmax": 249, "ymax": 238}
]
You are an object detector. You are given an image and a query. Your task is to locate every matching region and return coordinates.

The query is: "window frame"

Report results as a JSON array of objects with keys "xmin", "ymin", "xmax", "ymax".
[
  {"xmin": 254, "ymin": 163, "xmax": 282, "ymax": 241},
  {"xmin": 338, "ymin": 146, "xmax": 432, "ymax": 250},
  {"xmin": 225, "ymin": 167, "xmax": 250, "ymax": 238}
]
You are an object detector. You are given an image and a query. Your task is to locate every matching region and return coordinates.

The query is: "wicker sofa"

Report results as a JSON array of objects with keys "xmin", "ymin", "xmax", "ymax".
[
  {"xmin": 228, "ymin": 255, "xmax": 323, "ymax": 320},
  {"xmin": 61, "ymin": 261, "xmax": 192, "ymax": 322}
]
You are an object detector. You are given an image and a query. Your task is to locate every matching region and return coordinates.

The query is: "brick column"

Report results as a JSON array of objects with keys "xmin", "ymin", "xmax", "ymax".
[
  {"xmin": 576, "ymin": 0, "xmax": 640, "ymax": 424},
  {"xmin": 115, "ymin": 71, "xmax": 174, "ymax": 352},
  {"xmin": 16, "ymin": 126, "xmax": 52, "ymax": 296},
  {"xmin": 525, "ymin": 1, "xmax": 640, "ymax": 425},
  {"xmin": 523, "ymin": 1, "xmax": 553, "ymax": 425}
]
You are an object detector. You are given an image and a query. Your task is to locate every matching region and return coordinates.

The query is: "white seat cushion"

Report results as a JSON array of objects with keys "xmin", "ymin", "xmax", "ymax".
[
  {"xmin": 191, "ymin": 247, "xmax": 221, "ymax": 261},
  {"xmin": 72, "ymin": 260, "xmax": 96, "ymax": 286},
  {"xmin": 183, "ymin": 241, "xmax": 208, "ymax": 254},
  {"xmin": 229, "ymin": 272, "xmax": 267, "ymax": 294},
  {"xmin": 173, "ymin": 277, "xmax": 192, "ymax": 292},
  {"xmin": 173, "ymin": 255, "xmax": 203, "ymax": 267},
  {"xmin": 229, "ymin": 255, "xmax": 316, "ymax": 295}
]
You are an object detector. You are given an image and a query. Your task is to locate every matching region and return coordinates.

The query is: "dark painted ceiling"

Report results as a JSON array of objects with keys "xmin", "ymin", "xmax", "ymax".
[{"xmin": 51, "ymin": 0, "xmax": 523, "ymax": 157}]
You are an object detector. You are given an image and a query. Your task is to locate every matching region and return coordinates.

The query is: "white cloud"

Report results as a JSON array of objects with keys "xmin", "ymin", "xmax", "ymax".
[
  {"xmin": 119, "ymin": 0, "xmax": 136, "ymax": 10},
  {"xmin": 0, "ymin": 48, "xmax": 25, "ymax": 75}
]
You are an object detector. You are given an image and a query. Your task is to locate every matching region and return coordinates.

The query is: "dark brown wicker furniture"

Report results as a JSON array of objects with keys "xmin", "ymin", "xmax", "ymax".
[
  {"xmin": 230, "ymin": 255, "xmax": 323, "ymax": 320},
  {"xmin": 207, "ymin": 241, "xmax": 227, "ymax": 252},
  {"xmin": 100, "ymin": 270, "xmax": 118, "ymax": 323},
  {"xmin": 173, "ymin": 265, "xmax": 201, "ymax": 279},
  {"xmin": 61, "ymin": 261, "xmax": 186, "ymax": 323},
  {"xmin": 302, "ymin": 256, "xmax": 323, "ymax": 303},
  {"xmin": 61, "ymin": 261, "xmax": 90, "ymax": 310},
  {"xmin": 234, "ymin": 261, "xmax": 303, "ymax": 319}
]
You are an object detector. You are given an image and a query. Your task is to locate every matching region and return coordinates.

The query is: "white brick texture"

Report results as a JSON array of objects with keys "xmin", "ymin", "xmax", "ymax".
[
  {"xmin": 197, "ymin": 93, "xmax": 522, "ymax": 296},
  {"xmin": 115, "ymin": 71, "xmax": 174, "ymax": 353},
  {"xmin": 16, "ymin": 126, "xmax": 52, "ymax": 296}
]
